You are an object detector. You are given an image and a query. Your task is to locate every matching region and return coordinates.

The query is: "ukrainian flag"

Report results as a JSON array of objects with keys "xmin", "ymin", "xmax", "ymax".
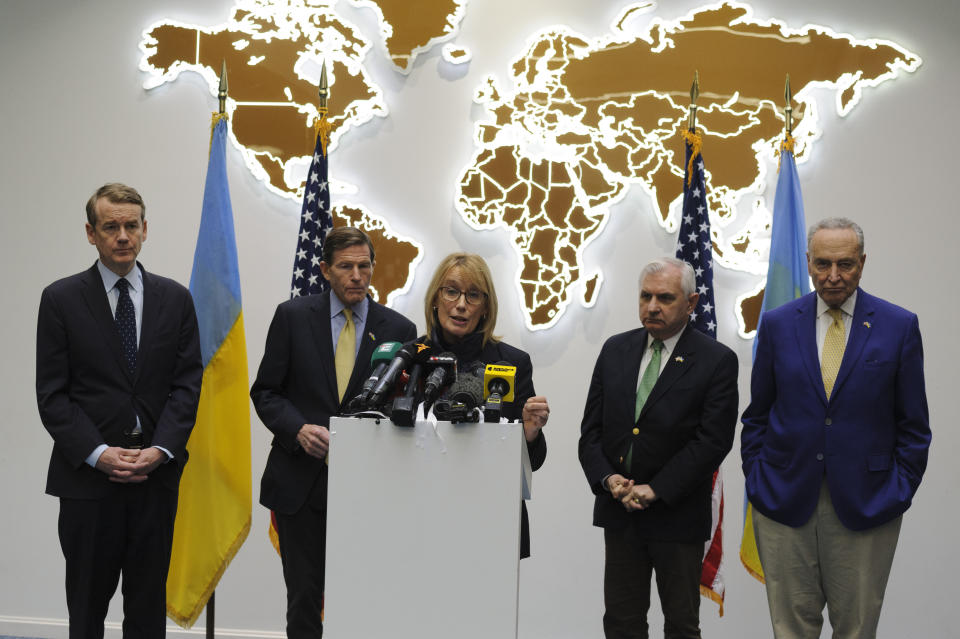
[
  {"xmin": 167, "ymin": 113, "xmax": 251, "ymax": 627},
  {"xmin": 740, "ymin": 136, "xmax": 810, "ymax": 582}
]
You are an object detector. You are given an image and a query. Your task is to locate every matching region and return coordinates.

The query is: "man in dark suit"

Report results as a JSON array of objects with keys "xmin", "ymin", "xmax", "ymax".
[
  {"xmin": 742, "ymin": 217, "xmax": 930, "ymax": 638},
  {"xmin": 36, "ymin": 183, "xmax": 203, "ymax": 638},
  {"xmin": 251, "ymin": 226, "xmax": 417, "ymax": 638},
  {"xmin": 579, "ymin": 257, "xmax": 738, "ymax": 639}
]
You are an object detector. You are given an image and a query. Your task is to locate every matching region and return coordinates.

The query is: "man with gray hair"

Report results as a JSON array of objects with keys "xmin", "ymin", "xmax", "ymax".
[
  {"xmin": 579, "ymin": 257, "xmax": 739, "ymax": 639},
  {"xmin": 742, "ymin": 217, "xmax": 930, "ymax": 638}
]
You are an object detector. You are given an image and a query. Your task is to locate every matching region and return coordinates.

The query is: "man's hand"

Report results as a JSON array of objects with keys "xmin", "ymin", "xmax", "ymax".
[
  {"xmin": 605, "ymin": 474, "xmax": 635, "ymax": 500},
  {"xmin": 95, "ymin": 446, "xmax": 165, "ymax": 483},
  {"xmin": 297, "ymin": 424, "xmax": 330, "ymax": 460},
  {"xmin": 622, "ymin": 483, "xmax": 657, "ymax": 512},
  {"xmin": 522, "ymin": 396, "xmax": 550, "ymax": 442}
]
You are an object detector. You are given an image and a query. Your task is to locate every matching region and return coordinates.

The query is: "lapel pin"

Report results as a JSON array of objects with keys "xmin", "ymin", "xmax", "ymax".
[
  {"xmin": 863, "ymin": 322, "xmax": 871, "ymax": 328},
  {"xmin": 674, "ymin": 356, "xmax": 684, "ymax": 363},
  {"xmin": 369, "ymin": 332, "xmax": 376, "ymax": 341}
]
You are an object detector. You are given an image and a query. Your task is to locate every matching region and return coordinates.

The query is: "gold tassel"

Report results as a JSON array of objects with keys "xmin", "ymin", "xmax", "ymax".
[
  {"xmin": 208, "ymin": 112, "xmax": 228, "ymax": 153},
  {"xmin": 681, "ymin": 128, "xmax": 703, "ymax": 186},
  {"xmin": 776, "ymin": 133, "xmax": 795, "ymax": 173},
  {"xmin": 314, "ymin": 108, "xmax": 332, "ymax": 157}
]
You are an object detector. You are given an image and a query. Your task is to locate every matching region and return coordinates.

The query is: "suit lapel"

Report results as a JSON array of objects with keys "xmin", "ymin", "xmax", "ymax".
[
  {"xmin": 621, "ymin": 329, "xmax": 646, "ymax": 419},
  {"xmin": 638, "ymin": 324, "xmax": 695, "ymax": 420},
  {"xmin": 351, "ymin": 299, "xmax": 382, "ymax": 395},
  {"xmin": 830, "ymin": 290, "xmax": 873, "ymax": 400},
  {"xmin": 78, "ymin": 263, "xmax": 131, "ymax": 380},
  {"xmin": 794, "ymin": 294, "xmax": 825, "ymax": 404},
  {"xmin": 136, "ymin": 265, "xmax": 163, "ymax": 385},
  {"xmin": 308, "ymin": 292, "xmax": 338, "ymax": 401}
]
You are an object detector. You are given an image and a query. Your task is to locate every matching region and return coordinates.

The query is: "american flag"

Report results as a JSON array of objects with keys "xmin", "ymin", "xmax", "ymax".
[
  {"xmin": 675, "ymin": 129, "xmax": 726, "ymax": 614},
  {"xmin": 290, "ymin": 125, "xmax": 333, "ymax": 298}
]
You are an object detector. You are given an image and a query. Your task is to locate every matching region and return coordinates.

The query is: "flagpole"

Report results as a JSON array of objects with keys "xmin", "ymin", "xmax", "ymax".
[
  {"xmin": 784, "ymin": 73, "xmax": 793, "ymax": 137},
  {"xmin": 201, "ymin": 60, "xmax": 228, "ymax": 639},
  {"xmin": 687, "ymin": 70, "xmax": 699, "ymax": 131}
]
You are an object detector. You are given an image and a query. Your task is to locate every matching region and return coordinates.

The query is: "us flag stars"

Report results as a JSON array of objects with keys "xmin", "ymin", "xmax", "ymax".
[
  {"xmin": 290, "ymin": 138, "xmax": 333, "ymax": 298},
  {"xmin": 675, "ymin": 142, "xmax": 717, "ymax": 338}
]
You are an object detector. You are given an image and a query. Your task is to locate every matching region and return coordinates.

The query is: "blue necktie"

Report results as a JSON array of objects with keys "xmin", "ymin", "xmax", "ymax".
[{"xmin": 115, "ymin": 278, "xmax": 137, "ymax": 373}]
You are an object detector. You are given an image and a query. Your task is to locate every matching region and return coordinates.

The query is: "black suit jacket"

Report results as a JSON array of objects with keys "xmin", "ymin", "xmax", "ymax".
[
  {"xmin": 252, "ymin": 291, "xmax": 417, "ymax": 514},
  {"xmin": 579, "ymin": 324, "xmax": 738, "ymax": 543},
  {"xmin": 36, "ymin": 262, "xmax": 203, "ymax": 498}
]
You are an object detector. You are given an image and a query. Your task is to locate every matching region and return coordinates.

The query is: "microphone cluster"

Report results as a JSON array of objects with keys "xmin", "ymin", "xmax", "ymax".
[{"xmin": 344, "ymin": 340, "xmax": 519, "ymax": 426}]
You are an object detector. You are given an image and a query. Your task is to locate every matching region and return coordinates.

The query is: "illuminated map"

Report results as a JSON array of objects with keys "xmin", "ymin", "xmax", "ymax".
[
  {"xmin": 349, "ymin": 0, "xmax": 469, "ymax": 72},
  {"xmin": 139, "ymin": 0, "xmax": 920, "ymax": 329},
  {"xmin": 138, "ymin": 0, "xmax": 431, "ymax": 304},
  {"xmin": 457, "ymin": 2, "xmax": 920, "ymax": 329}
]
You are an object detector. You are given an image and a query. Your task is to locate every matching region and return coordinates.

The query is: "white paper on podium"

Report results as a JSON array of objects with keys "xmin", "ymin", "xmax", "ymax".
[{"xmin": 324, "ymin": 416, "xmax": 528, "ymax": 639}]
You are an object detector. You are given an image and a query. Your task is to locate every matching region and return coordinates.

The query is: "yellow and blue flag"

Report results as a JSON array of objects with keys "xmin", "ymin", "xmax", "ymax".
[
  {"xmin": 740, "ymin": 136, "xmax": 810, "ymax": 582},
  {"xmin": 167, "ymin": 113, "xmax": 252, "ymax": 627}
]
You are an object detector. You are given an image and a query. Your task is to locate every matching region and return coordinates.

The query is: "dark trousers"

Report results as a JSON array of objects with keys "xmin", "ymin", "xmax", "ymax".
[
  {"xmin": 603, "ymin": 527, "xmax": 703, "ymax": 639},
  {"xmin": 58, "ymin": 481, "xmax": 177, "ymax": 639},
  {"xmin": 275, "ymin": 492, "xmax": 328, "ymax": 639}
]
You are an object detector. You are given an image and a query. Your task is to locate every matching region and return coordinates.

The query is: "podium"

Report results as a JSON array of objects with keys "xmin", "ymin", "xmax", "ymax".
[{"xmin": 324, "ymin": 416, "xmax": 532, "ymax": 639}]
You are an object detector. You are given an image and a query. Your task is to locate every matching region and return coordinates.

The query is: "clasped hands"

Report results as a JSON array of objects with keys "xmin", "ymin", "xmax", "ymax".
[
  {"xmin": 95, "ymin": 446, "xmax": 165, "ymax": 483},
  {"xmin": 605, "ymin": 474, "xmax": 657, "ymax": 511}
]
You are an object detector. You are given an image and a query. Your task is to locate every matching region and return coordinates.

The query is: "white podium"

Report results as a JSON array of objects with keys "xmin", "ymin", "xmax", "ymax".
[{"xmin": 324, "ymin": 416, "xmax": 532, "ymax": 639}]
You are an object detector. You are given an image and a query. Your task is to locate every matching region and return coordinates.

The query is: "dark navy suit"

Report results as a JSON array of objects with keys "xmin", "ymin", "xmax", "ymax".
[
  {"xmin": 251, "ymin": 291, "xmax": 416, "ymax": 638},
  {"xmin": 36, "ymin": 262, "xmax": 202, "ymax": 638}
]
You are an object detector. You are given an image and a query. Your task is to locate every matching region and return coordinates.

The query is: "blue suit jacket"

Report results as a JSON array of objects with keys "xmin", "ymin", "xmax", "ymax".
[{"xmin": 741, "ymin": 289, "xmax": 930, "ymax": 531}]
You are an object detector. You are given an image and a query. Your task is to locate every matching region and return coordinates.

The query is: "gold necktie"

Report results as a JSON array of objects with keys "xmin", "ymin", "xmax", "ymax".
[
  {"xmin": 821, "ymin": 308, "xmax": 845, "ymax": 399},
  {"xmin": 335, "ymin": 308, "xmax": 356, "ymax": 401}
]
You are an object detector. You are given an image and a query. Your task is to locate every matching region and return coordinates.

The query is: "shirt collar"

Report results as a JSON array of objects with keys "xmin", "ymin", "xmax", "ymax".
[
  {"xmin": 646, "ymin": 326, "xmax": 683, "ymax": 355},
  {"xmin": 816, "ymin": 289, "xmax": 857, "ymax": 319},
  {"xmin": 330, "ymin": 292, "xmax": 369, "ymax": 324},
  {"xmin": 97, "ymin": 260, "xmax": 142, "ymax": 294}
]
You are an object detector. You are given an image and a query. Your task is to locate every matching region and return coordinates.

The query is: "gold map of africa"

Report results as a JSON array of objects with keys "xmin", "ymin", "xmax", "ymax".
[{"xmin": 140, "ymin": 0, "xmax": 918, "ymax": 329}]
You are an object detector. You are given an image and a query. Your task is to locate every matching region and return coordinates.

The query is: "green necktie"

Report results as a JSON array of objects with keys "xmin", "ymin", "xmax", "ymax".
[
  {"xmin": 635, "ymin": 339, "xmax": 663, "ymax": 420},
  {"xmin": 626, "ymin": 339, "xmax": 663, "ymax": 471}
]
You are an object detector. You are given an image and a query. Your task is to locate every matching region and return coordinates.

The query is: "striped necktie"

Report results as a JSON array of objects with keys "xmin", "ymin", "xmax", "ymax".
[
  {"xmin": 635, "ymin": 339, "xmax": 663, "ymax": 420},
  {"xmin": 626, "ymin": 339, "xmax": 663, "ymax": 472}
]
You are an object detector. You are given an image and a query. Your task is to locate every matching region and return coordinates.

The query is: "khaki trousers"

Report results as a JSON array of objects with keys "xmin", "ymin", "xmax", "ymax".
[{"xmin": 753, "ymin": 479, "xmax": 901, "ymax": 639}]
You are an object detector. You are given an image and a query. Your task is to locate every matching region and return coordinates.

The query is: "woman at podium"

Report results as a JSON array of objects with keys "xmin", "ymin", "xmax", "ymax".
[{"xmin": 422, "ymin": 252, "xmax": 549, "ymax": 558}]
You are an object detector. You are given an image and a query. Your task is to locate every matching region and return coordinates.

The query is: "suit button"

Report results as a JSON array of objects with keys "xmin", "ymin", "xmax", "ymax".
[
  {"xmin": 816, "ymin": 453, "xmax": 824, "ymax": 461},
  {"xmin": 619, "ymin": 456, "xmax": 624, "ymax": 463},
  {"xmin": 825, "ymin": 418, "xmax": 833, "ymax": 426},
  {"xmin": 632, "ymin": 427, "xmax": 639, "ymax": 435}
]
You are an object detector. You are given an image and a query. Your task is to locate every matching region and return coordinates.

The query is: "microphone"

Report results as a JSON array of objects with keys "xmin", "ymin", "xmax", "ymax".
[
  {"xmin": 366, "ymin": 340, "xmax": 426, "ymax": 409},
  {"xmin": 347, "ymin": 341, "xmax": 402, "ymax": 411},
  {"xmin": 421, "ymin": 352, "xmax": 457, "ymax": 418},
  {"xmin": 434, "ymin": 367, "xmax": 483, "ymax": 423},
  {"xmin": 483, "ymin": 362, "xmax": 516, "ymax": 423},
  {"xmin": 391, "ymin": 361, "xmax": 424, "ymax": 427}
]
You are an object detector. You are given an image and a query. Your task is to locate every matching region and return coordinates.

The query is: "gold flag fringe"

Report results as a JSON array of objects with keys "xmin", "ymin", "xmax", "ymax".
[
  {"xmin": 314, "ymin": 109, "xmax": 332, "ymax": 157},
  {"xmin": 208, "ymin": 112, "xmax": 229, "ymax": 153},
  {"xmin": 776, "ymin": 134, "xmax": 796, "ymax": 173},
  {"xmin": 681, "ymin": 129, "xmax": 703, "ymax": 186}
]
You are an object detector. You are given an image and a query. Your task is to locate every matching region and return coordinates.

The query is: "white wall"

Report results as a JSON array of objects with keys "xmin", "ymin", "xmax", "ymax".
[{"xmin": 1, "ymin": 1, "xmax": 957, "ymax": 637}]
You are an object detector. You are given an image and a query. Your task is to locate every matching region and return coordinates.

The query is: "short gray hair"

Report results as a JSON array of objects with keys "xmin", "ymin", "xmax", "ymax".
[
  {"xmin": 639, "ymin": 257, "xmax": 696, "ymax": 297},
  {"xmin": 807, "ymin": 217, "xmax": 864, "ymax": 256}
]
